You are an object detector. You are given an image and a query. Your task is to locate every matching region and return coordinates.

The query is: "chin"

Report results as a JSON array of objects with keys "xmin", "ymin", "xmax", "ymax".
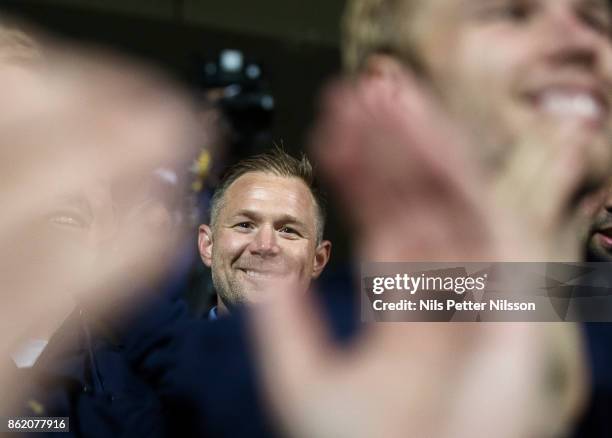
[
  {"xmin": 585, "ymin": 243, "xmax": 612, "ymax": 262},
  {"xmin": 249, "ymin": 288, "xmax": 279, "ymax": 303}
]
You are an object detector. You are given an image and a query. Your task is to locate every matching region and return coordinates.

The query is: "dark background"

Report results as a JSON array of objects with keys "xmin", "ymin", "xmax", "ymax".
[{"xmin": 0, "ymin": 0, "xmax": 345, "ymax": 154}]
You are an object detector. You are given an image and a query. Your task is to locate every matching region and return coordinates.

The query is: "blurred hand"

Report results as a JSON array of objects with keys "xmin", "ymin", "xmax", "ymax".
[
  {"xmin": 311, "ymin": 74, "xmax": 492, "ymax": 261},
  {"xmin": 0, "ymin": 29, "xmax": 201, "ymax": 411},
  {"xmin": 252, "ymin": 292, "xmax": 587, "ymax": 438},
  {"xmin": 251, "ymin": 70, "xmax": 592, "ymax": 438}
]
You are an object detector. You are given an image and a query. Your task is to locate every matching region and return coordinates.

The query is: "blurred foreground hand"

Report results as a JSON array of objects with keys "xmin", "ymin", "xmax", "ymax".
[
  {"xmin": 0, "ymin": 22, "xmax": 201, "ymax": 411},
  {"xmin": 251, "ymin": 73, "xmax": 592, "ymax": 438},
  {"xmin": 253, "ymin": 294, "xmax": 586, "ymax": 438}
]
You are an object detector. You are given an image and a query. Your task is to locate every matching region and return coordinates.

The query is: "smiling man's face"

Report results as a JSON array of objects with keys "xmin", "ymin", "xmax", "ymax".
[
  {"xmin": 199, "ymin": 172, "xmax": 330, "ymax": 312},
  {"xmin": 407, "ymin": 0, "xmax": 612, "ymax": 176}
]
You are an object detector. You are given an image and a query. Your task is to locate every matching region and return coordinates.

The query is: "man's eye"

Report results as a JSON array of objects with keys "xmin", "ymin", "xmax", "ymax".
[
  {"xmin": 47, "ymin": 212, "xmax": 88, "ymax": 229},
  {"xmin": 478, "ymin": 2, "xmax": 531, "ymax": 22},
  {"xmin": 579, "ymin": 11, "xmax": 612, "ymax": 36},
  {"xmin": 498, "ymin": 6, "xmax": 529, "ymax": 20},
  {"xmin": 279, "ymin": 226, "xmax": 300, "ymax": 236},
  {"xmin": 234, "ymin": 222, "xmax": 254, "ymax": 230}
]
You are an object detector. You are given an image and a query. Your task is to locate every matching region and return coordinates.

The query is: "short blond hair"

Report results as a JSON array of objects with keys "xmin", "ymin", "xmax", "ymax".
[
  {"xmin": 342, "ymin": 0, "xmax": 421, "ymax": 74},
  {"xmin": 210, "ymin": 147, "xmax": 326, "ymax": 243},
  {"xmin": 0, "ymin": 20, "xmax": 42, "ymax": 66}
]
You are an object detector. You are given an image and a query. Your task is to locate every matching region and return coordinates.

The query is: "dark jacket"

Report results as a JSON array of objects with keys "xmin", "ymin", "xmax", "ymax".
[{"xmin": 8, "ymin": 305, "xmax": 167, "ymax": 438}]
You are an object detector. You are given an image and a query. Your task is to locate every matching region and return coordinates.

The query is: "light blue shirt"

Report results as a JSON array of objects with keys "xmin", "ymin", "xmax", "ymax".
[{"xmin": 208, "ymin": 306, "xmax": 218, "ymax": 321}]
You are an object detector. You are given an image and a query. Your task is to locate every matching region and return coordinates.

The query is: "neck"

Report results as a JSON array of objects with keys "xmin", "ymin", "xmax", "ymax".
[{"xmin": 216, "ymin": 296, "xmax": 230, "ymax": 316}]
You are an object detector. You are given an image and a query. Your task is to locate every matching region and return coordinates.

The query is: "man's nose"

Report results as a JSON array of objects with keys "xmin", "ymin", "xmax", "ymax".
[
  {"xmin": 604, "ymin": 186, "xmax": 612, "ymax": 214},
  {"xmin": 249, "ymin": 225, "xmax": 280, "ymax": 257},
  {"xmin": 542, "ymin": 6, "xmax": 605, "ymax": 68}
]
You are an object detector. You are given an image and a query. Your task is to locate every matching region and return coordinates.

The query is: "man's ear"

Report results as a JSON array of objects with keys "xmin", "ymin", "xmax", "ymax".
[
  {"xmin": 198, "ymin": 224, "xmax": 214, "ymax": 268},
  {"xmin": 359, "ymin": 54, "xmax": 416, "ymax": 104},
  {"xmin": 363, "ymin": 53, "xmax": 408, "ymax": 84},
  {"xmin": 311, "ymin": 240, "xmax": 332, "ymax": 279}
]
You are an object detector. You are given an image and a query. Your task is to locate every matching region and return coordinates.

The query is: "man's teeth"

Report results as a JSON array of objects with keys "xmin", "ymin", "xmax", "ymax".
[
  {"xmin": 540, "ymin": 94, "xmax": 602, "ymax": 119},
  {"xmin": 243, "ymin": 270, "xmax": 273, "ymax": 279}
]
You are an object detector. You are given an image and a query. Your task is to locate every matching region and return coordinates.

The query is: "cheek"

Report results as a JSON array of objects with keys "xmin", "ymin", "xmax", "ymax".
[
  {"xmin": 431, "ymin": 29, "xmax": 535, "ymax": 163},
  {"xmin": 214, "ymin": 232, "xmax": 249, "ymax": 264},
  {"xmin": 289, "ymin": 244, "xmax": 317, "ymax": 274},
  {"xmin": 579, "ymin": 185, "xmax": 611, "ymax": 218},
  {"xmin": 442, "ymin": 30, "xmax": 518, "ymax": 110},
  {"xmin": 22, "ymin": 226, "xmax": 95, "ymax": 282},
  {"xmin": 35, "ymin": 222, "xmax": 92, "ymax": 255}
]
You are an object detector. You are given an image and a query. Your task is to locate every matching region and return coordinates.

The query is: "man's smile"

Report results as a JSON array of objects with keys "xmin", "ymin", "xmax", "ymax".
[
  {"xmin": 237, "ymin": 268, "xmax": 286, "ymax": 280},
  {"xmin": 524, "ymin": 79, "xmax": 610, "ymax": 127},
  {"xmin": 592, "ymin": 227, "xmax": 612, "ymax": 250}
]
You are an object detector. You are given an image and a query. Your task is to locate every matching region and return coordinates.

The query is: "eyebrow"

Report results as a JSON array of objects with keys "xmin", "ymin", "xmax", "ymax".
[
  {"xmin": 229, "ymin": 209, "xmax": 307, "ymax": 228},
  {"xmin": 580, "ymin": 0, "xmax": 611, "ymax": 13}
]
